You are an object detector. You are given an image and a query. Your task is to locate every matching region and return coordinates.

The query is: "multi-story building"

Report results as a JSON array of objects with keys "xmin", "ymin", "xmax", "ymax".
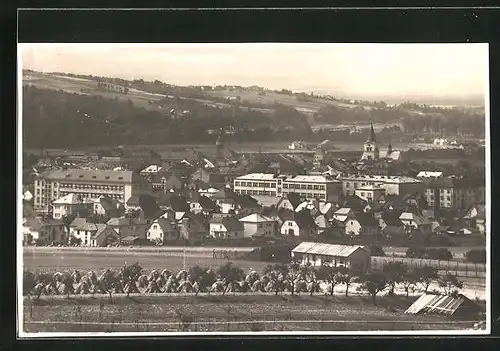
[
  {"xmin": 282, "ymin": 175, "xmax": 342, "ymax": 201},
  {"xmin": 354, "ymin": 185, "xmax": 386, "ymax": 202},
  {"xmin": 233, "ymin": 173, "xmax": 286, "ymax": 197},
  {"xmin": 34, "ymin": 169, "xmax": 151, "ymax": 213},
  {"xmin": 424, "ymin": 177, "xmax": 485, "ymax": 210},
  {"xmin": 339, "ymin": 175, "xmax": 424, "ymax": 197}
]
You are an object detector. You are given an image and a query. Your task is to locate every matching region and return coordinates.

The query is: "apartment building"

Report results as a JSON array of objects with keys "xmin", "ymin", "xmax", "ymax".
[
  {"xmin": 233, "ymin": 173, "xmax": 286, "ymax": 197},
  {"xmin": 339, "ymin": 175, "xmax": 424, "ymax": 197},
  {"xmin": 282, "ymin": 175, "xmax": 342, "ymax": 202},
  {"xmin": 34, "ymin": 169, "xmax": 151, "ymax": 213},
  {"xmin": 424, "ymin": 177, "xmax": 485, "ymax": 210}
]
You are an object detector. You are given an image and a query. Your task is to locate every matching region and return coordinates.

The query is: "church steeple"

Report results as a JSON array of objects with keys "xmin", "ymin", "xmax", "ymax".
[{"xmin": 367, "ymin": 121, "xmax": 376, "ymax": 143}]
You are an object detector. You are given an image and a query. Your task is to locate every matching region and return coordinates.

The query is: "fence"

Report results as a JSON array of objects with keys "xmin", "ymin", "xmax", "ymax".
[
  {"xmin": 23, "ymin": 319, "xmax": 482, "ymax": 332},
  {"xmin": 371, "ymin": 256, "xmax": 486, "ymax": 278}
]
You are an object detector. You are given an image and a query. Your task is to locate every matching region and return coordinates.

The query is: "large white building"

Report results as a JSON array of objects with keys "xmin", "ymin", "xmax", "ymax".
[
  {"xmin": 233, "ymin": 173, "xmax": 286, "ymax": 197},
  {"xmin": 34, "ymin": 169, "xmax": 151, "ymax": 213},
  {"xmin": 339, "ymin": 175, "xmax": 424, "ymax": 196},
  {"xmin": 282, "ymin": 175, "xmax": 342, "ymax": 201},
  {"xmin": 234, "ymin": 173, "xmax": 342, "ymax": 202}
]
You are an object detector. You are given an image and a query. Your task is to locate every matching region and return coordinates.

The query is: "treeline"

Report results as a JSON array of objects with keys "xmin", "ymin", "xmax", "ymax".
[
  {"xmin": 401, "ymin": 113, "xmax": 485, "ymax": 137},
  {"xmin": 314, "ymin": 104, "xmax": 403, "ymax": 124},
  {"xmin": 22, "ymin": 86, "xmax": 312, "ymax": 148}
]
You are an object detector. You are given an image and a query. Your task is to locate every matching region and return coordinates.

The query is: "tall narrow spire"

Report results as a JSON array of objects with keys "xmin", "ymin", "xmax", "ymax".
[{"xmin": 367, "ymin": 121, "xmax": 376, "ymax": 142}]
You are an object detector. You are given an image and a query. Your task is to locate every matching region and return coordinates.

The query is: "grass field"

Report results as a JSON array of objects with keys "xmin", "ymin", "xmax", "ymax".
[{"xmin": 22, "ymin": 294, "xmax": 482, "ymax": 333}]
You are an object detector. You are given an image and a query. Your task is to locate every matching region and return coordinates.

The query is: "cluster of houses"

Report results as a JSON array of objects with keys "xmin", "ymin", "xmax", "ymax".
[{"xmin": 22, "ymin": 124, "xmax": 485, "ymax": 247}]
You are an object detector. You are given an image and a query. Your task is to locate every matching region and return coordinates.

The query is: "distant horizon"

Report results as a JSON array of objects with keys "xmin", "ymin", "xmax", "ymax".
[{"xmin": 21, "ymin": 43, "xmax": 488, "ymax": 107}]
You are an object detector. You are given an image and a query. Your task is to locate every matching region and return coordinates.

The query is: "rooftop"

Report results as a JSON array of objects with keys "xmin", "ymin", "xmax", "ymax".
[
  {"xmin": 340, "ymin": 175, "xmax": 422, "ymax": 184},
  {"xmin": 52, "ymin": 193, "xmax": 83, "ymax": 205},
  {"xmin": 38, "ymin": 168, "xmax": 144, "ymax": 184},
  {"xmin": 285, "ymin": 175, "xmax": 340, "ymax": 183},
  {"xmin": 236, "ymin": 173, "xmax": 280, "ymax": 181},
  {"xmin": 292, "ymin": 241, "xmax": 368, "ymax": 258},
  {"xmin": 239, "ymin": 213, "xmax": 275, "ymax": 223},
  {"xmin": 355, "ymin": 184, "xmax": 386, "ymax": 191}
]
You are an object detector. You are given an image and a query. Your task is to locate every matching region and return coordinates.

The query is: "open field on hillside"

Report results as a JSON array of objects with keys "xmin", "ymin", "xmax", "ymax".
[
  {"xmin": 23, "ymin": 73, "xmax": 165, "ymax": 111},
  {"xmin": 22, "ymin": 294, "xmax": 483, "ymax": 333},
  {"xmin": 206, "ymin": 89, "xmax": 372, "ymax": 114}
]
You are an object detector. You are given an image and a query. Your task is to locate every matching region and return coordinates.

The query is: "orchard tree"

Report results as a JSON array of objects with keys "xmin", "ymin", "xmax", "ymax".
[
  {"xmin": 301, "ymin": 263, "xmax": 320, "ymax": 296},
  {"xmin": 438, "ymin": 273, "xmax": 464, "ymax": 296},
  {"xmin": 413, "ymin": 265, "xmax": 438, "ymax": 293},
  {"xmin": 382, "ymin": 262, "xmax": 407, "ymax": 295},
  {"xmin": 359, "ymin": 270, "xmax": 388, "ymax": 305},
  {"xmin": 336, "ymin": 267, "xmax": 360, "ymax": 297},
  {"xmin": 264, "ymin": 264, "xmax": 286, "ymax": 296},
  {"xmin": 317, "ymin": 265, "xmax": 342, "ymax": 296},
  {"xmin": 400, "ymin": 268, "xmax": 418, "ymax": 297},
  {"xmin": 122, "ymin": 262, "xmax": 142, "ymax": 297},
  {"xmin": 283, "ymin": 262, "xmax": 304, "ymax": 296},
  {"xmin": 217, "ymin": 262, "xmax": 244, "ymax": 295}
]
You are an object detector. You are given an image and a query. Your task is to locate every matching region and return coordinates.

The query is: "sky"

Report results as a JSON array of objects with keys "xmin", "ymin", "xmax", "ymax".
[{"xmin": 20, "ymin": 43, "xmax": 489, "ymax": 104}]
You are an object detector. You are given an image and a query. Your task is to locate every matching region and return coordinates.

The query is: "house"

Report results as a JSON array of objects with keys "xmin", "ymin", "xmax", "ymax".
[
  {"xmin": 355, "ymin": 185, "xmax": 386, "ymax": 203},
  {"xmin": 23, "ymin": 216, "xmax": 66, "ymax": 245},
  {"xmin": 140, "ymin": 164, "xmax": 163, "ymax": 178},
  {"xmin": 314, "ymin": 214, "xmax": 330, "ymax": 235},
  {"xmin": 209, "ymin": 216, "xmax": 245, "ymax": 239},
  {"xmin": 291, "ymin": 241, "xmax": 371, "ymax": 272},
  {"xmin": 191, "ymin": 167, "xmax": 212, "ymax": 184},
  {"xmin": 379, "ymin": 212, "xmax": 405, "ymax": 237},
  {"xmin": 417, "ymin": 171, "xmax": 443, "ymax": 179},
  {"xmin": 317, "ymin": 220, "xmax": 345, "ymax": 239},
  {"xmin": 463, "ymin": 204, "xmax": 486, "ymax": 234},
  {"xmin": 189, "ymin": 192, "xmax": 220, "ymax": 215},
  {"xmin": 146, "ymin": 217, "xmax": 180, "ymax": 243},
  {"xmin": 276, "ymin": 193, "xmax": 303, "ymax": 212},
  {"xmin": 179, "ymin": 216, "xmax": 207, "ymax": 244},
  {"xmin": 71, "ymin": 221, "xmax": 99, "ymax": 246},
  {"xmin": 344, "ymin": 213, "xmax": 380, "ymax": 236},
  {"xmin": 238, "ymin": 213, "xmax": 277, "ymax": 238},
  {"xmin": 23, "ymin": 190, "xmax": 34, "ymax": 202},
  {"xmin": 51, "ymin": 193, "xmax": 92, "ymax": 220},
  {"xmin": 106, "ymin": 216, "xmax": 147, "ymax": 239},
  {"xmin": 211, "ymin": 188, "xmax": 238, "ymax": 214},
  {"xmin": 333, "ymin": 207, "xmax": 355, "ymax": 223},
  {"xmin": 399, "ymin": 212, "xmax": 433, "ymax": 235},
  {"xmin": 279, "ymin": 209, "xmax": 317, "ymax": 238},
  {"xmin": 317, "ymin": 202, "xmax": 337, "ymax": 219},
  {"xmin": 89, "ymin": 225, "xmax": 121, "ymax": 247},
  {"xmin": 93, "ymin": 196, "xmax": 125, "ymax": 218}
]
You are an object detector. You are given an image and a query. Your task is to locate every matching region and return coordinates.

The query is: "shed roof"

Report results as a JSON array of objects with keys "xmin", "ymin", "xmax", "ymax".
[
  {"xmin": 292, "ymin": 241, "xmax": 367, "ymax": 258},
  {"xmin": 405, "ymin": 293, "xmax": 480, "ymax": 316}
]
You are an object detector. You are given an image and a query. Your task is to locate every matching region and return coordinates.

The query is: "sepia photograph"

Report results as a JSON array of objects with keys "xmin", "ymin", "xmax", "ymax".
[{"xmin": 17, "ymin": 42, "xmax": 490, "ymax": 336}]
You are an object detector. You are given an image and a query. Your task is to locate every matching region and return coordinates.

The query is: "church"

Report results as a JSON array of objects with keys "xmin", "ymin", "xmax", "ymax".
[{"xmin": 360, "ymin": 123, "xmax": 403, "ymax": 162}]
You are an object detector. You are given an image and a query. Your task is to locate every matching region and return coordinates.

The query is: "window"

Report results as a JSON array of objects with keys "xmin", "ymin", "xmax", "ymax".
[
  {"xmin": 270, "ymin": 183, "xmax": 276, "ymax": 188},
  {"xmin": 307, "ymin": 185, "xmax": 313, "ymax": 190},
  {"xmin": 313, "ymin": 185, "xmax": 319, "ymax": 190},
  {"xmin": 319, "ymin": 185, "xmax": 325, "ymax": 190},
  {"xmin": 289, "ymin": 222, "xmax": 293, "ymax": 226},
  {"xmin": 319, "ymin": 194, "xmax": 326, "ymax": 199},
  {"xmin": 235, "ymin": 181, "xmax": 240, "ymax": 186},
  {"xmin": 259, "ymin": 182, "xmax": 266, "ymax": 187},
  {"xmin": 346, "ymin": 182, "xmax": 350, "ymax": 188},
  {"xmin": 283, "ymin": 184, "xmax": 289, "ymax": 189},
  {"xmin": 253, "ymin": 182, "xmax": 258, "ymax": 187}
]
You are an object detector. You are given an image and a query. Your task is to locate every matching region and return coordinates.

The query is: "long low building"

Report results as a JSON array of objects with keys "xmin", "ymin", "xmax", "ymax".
[
  {"xmin": 339, "ymin": 175, "xmax": 424, "ymax": 196},
  {"xmin": 233, "ymin": 173, "xmax": 342, "ymax": 202},
  {"xmin": 34, "ymin": 169, "xmax": 151, "ymax": 213},
  {"xmin": 291, "ymin": 241, "xmax": 371, "ymax": 272}
]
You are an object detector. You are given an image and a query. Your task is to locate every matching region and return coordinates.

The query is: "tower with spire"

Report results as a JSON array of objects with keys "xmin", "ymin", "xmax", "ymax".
[{"xmin": 360, "ymin": 121, "xmax": 380, "ymax": 161}]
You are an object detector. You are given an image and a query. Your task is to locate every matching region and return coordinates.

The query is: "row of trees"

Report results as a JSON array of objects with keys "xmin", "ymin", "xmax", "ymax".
[
  {"xmin": 401, "ymin": 113, "xmax": 485, "ymax": 137},
  {"xmin": 406, "ymin": 247, "xmax": 486, "ymax": 264},
  {"xmin": 23, "ymin": 261, "xmax": 464, "ymax": 306}
]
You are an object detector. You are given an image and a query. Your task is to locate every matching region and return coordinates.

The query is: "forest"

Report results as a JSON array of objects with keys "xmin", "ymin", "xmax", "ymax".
[{"xmin": 22, "ymin": 86, "xmax": 312, "ymax": 149}]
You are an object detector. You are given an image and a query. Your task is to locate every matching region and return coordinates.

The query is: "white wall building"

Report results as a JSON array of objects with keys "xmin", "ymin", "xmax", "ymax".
[
  {"xmin": 233, "ymin": 173, "xmax": 285, "ymax": 197},
  {"xmin": 238, "ymin": 213, "xmax": 277, "ymax": 238},
  {"xmin": 34, "ymin": 169, "xmax": 151, "ymax": 213},
  {"xmin": 340, "ymin": 175, "xmax": 424, "ymax": 196},
  {"xmin": 354, "ymin": 185, "xmax": 386, "ymax": 203},
  {"xmin": 282, "ymin": 175, "xmax": 342, "ymax": 202}
]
